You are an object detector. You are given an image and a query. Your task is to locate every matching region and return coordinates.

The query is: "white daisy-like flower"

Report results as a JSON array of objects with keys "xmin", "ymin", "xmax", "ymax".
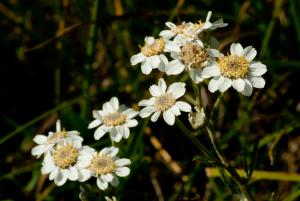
[
  {"xmin": 170, "ymin": 11, "xmax": 227, "ymax": 45},
  {"xmin": 105, "ymin": 196, "xmax": 117, "ymax": 201},
  {"xmin": 159, "ymin": 21, "xmax": 193, "ymax": 40},
  {"xmin": 138, "ymin": 78, "xmax": 192, "ymax": 126},
  {"xmin": 206, "ymin": 43, "xmax": 267, "ymax": 96},
  {"xmin": 88, "ymin": 97, "xmax": 138, "ymax": 142},
  {"xmin": 130, "ymin": 36, "xmax": 180, "ymax": 74},
  {"xmin": 77, "ymin": 147, "xmax": 131, "ymax": 190},
  {"xmin": 165, "ymin": 40, "xmax": 221, "ymax": 83},
  {"xmin": 31, "ymin": 120, "xmax": 83, "ymax": 158},
  {"xmin": 41, "ymin": 141, "xmax": 90, "ymax": 186}
]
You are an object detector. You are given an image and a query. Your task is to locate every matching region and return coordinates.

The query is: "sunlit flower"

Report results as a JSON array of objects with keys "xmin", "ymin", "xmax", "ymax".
[
  {"xmin": 31, "ymin": 120, "xmax": 83, "ymax": 158},
  {"xmin": 139, "ymin": 78, "xmax": 191, "ymax": 125},
  {"xmin": 165, "ymin": 40, "xmax": 220, "ymax": 83},
  {"xmin": 206, "ymin": 43, "xmax": 267, "ymax": 96},
  {"xmin": 41, "ymin": 141, "xmax": 89, "ymax": 186},
  {"xmin": 130, "ymin": 36, "xmax": 180, "ymax": 74},
  {"xmin": 88, "ymin": 97, "xmax": 138, "ymax": 142},
  {"xmin": 78, "ymin": 147, "xmax": 131, "ymax": 190}
]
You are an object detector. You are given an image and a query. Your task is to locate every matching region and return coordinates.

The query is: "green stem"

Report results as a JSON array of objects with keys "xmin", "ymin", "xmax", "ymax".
[{"xmin": 175, "ymin": 118, "xmax": 223, "ymax": 167}]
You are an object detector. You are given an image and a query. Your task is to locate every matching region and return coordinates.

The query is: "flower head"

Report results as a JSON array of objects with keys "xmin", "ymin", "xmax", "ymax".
[
  {"xmin": 31, "ymin": 120, "xmax": 83, "ymax": 158},
  {"xmin": 139, "ymin": 78, "xmax": 191, "ymax": 125},
  {"xmin": 130, "ymin": 36, "xmax": 180, "ymax": 75},
  {"xmin": 41, "ymin": 140, "xmax": 89, "ymax": 186},
  {"xmin": 78, "ymin": 147, "xmax": 131, "ymax": 190},
  {"xmin": 205, "ymin": 43, "xmax": 267, "ymax": 96},
  {"xmin": 88, "ymin": 97, "xmax": 138, "ymax": 142},
  {"xmin": 165, "ymin": 40, "xmax": 221, "ymax": 83}
]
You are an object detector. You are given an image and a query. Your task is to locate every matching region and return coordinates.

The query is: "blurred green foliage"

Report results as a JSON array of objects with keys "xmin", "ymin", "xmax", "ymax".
[{"xmin": 1, "ymin": 0, "xmax": 300, "ymax": 200}]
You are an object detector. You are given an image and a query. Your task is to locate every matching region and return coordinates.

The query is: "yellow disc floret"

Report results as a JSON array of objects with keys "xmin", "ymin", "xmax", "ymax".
[{"xmin": 218, "ymin": 55, "xmax": 249, "ymax": 79}]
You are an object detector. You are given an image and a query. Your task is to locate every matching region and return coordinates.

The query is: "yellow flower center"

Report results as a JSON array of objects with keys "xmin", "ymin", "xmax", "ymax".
[
  {"xmin": 218, "ymin": 55, "xmax": 249, "ymax": 79},
  {"xmin": 141, "ymin": 38, "xmax": 165, "ymax": 57},
  {"xmin": 180, "ymin": 43, "xmax": 209, "ymax": 69},
  {"xmin": 89, "ymin": 154, "xmax": 116, "ymax": 176},
  {"xmin": 103, "ymin": 112, "xmax": 126, "ymax": 127},
  {"xmin": 47, "ymin": 129, "xmax": 67, "ymax": 144},
  {"xmin": 154, "ymin": 93, "xmax": 176, "ymax": 111},
  {"xmin": 53, "ymin": 144, "xmax": 78, "ymax": 169}
]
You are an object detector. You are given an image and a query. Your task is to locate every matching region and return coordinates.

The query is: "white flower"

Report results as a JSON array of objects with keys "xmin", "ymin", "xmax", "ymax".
[
  {"xmin": 105, "ymin": 196, "xmax": 117, "ymax": 201},
  {"xmin": 167, "ymin": 11, "xmax": 227, "ymax": 45},
  {"xmin": 138, "ymin": 78, "xmax": 192, "ymax": 126},
  {"xmin": 78, "ymin": 147, "xmax": 131, "ymax": 190},
  {"xmin": 88, "ymin": 97, "xmax": 138, "ymax": 142},
  {"xmin": 159, "ymin": 21, "xmax": 193, "ymax": 40},
  {"xmin": 41, "ymin": 141, "xmax": 89, "ymax": 186},
  {"xmin": 130, "ymin": 36, "xmax": 180, "ymax": 74},
  {"xmin": 31, "ymin": 120, "xmax": 83, "ymax": 158},
  {"xmin": 206, "ymin": 43, "xmax": 267, "ymax": 96},
  {"xmin": 165, "ymin": 40, "xmax": 221, "ymax": 83}
]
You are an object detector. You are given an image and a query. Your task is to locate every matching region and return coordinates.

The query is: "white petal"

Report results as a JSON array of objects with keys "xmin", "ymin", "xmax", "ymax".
[
  {"xmin": 232, "ymin": 78, "xmax": 245, "ymax": 92},
  {"xmin": 150, "ymin": 85, "xmax": 163, "ymax": 97},
  {"xmin": 110, "ymin": 176, "xmax": 119, "ymax": 187},
  {"xmin": 243, "ymin": 46, "xmax": 257, "ymax": 61},
  {"xmin": 189, "ymin": 69, "xmax": 204, "ymax": 84},
  {"xmin": 167, "ymin": 82, "xmax": 186, "ymax": 99},
  {"xmin": 67, "ymin": 167, "xmax": 79, "ymax": 181},
  {"xmin": 249, "ymin": 67, "xmax": 267, "ymax": 76},
  {"xmin": 138, "ymin": 98, "xmax": 154, "ymax": 107},
  {"xmin": 158, "ymin": 78, "xmax": 167, "ymax": 93},
  {"xmin": 159, "ymin": 30, "xmax": 176, "ymax": 39},
  {"xmin": 101, "ymin": 173, "xmax": 114, "ymax": 182},
  {"xmin": 88, "ymin": 119, "xmax": 101, "ymax": 129},
  {"xmin": 219, "ymin": 78, "xmax": 232, "ymax": 92},
  {"xmin": 250, "ymin": 61, "xmax": 267, "ymax": 69},
  {"xmin": 241, "ymin": 79, "xmax": 253, "ymax": 96},
  {"xmin": 109, "ymin": 129, "xmax": 122, "ymax": 143},
  {"xmin": 163, "ymin": 110, "xmax": 175, "ymax": 125},
  {"xmin": 31, "ymin": 145, "xmax": 46, "ymax": 158},
  {"xmin": 116, "ymin": 167, "xmax": 130, "ymax": 177},
  {"xmin": 123, "ymin": 109, "xmax": 138, "ymax": 119},
  {"xmin": 230, "ymin": 43, "xmax": 243, "ymax": 56},
  {"xmin": 115, "ymin": 159, "xmax": 131, "ymax": 166},
  {"xmin": 78, "ymin": 169, "xmax": 91, "ymax": 182},
  {"xmin": 165, "ymin": 22, "xmax": 176, "ymax": 29},
  {"xmin": 94, "ymin": 126, "xmax": 106, "ymax": 140},
  {"xmin": 101, "ymin": 147, "xmax": 119, "ymax": 157},
  {"xmin": 49, "ymin": 167, "xmax": 58, "ymax": 180},
  {"xmin": 141, "ymin": 59, "xmax": 152, "ymax": 75},
  {"xmin": 139, "ymin": 106, "xmax": 156, "ymax": 118},
  {"xmin": 202, "ymin": 64, "xmax": 221, "ymax": 77},
  {"xmin": 110, "ymin": 97, "xmax": 119, "ymax": 111},
  {"xmin": 97, "ymin": 178, "xmax": 108, "ymax": 190},
  {"xmin": 208, "ymin": 76, "xmax": 225, "ymax": 92},
  {"xmin": 165, "ymin": 41, "xmax": 180, "ymax": 53},
  {"xmin": 125, "ymin": 119, "xmax": 138, "ymax": 128},
  {"xmin": 166, "ymin": 60, "xmax": 185, "ymax": 75},
  {"xmin": 150, "ymin": 111, "xmax": 161, "ymax": 122},
  {"xmin": 56, "ymin": 120, "xmax": 62, "ymax": 132},
  {"xmin": 103, "ymin": 102, "xmax": 114, "ymax": 113},
  {"xmin": 41, "ymin": 156, "xmax": 55, "ymax": 173},
  {"xmin": 150, "ymin": 55, "xmax": 161, "ymax": 68},
  {"xmin": 169, "ymin": 105, "xmax": 181, "ymax": 116},
  {"xmin": 175, "ymin": 101, "xmax": 192, "ymax": 112},
  {"xmin": 33, "ymin": 135, "xmax": 47, "ymax": 144},
  {"xmin": 54, "ymin": 169, "xmax": 67, "ymax": 186},
  {"xmin": 130, "ymin": 52, "xmax": 145, "ymax": 65},
  {"xmin": 249, "ymin": 77, "xmax": 265, "ymax": 88},
  {"xmin": 157, "ymin": 54, "xmax": 168, "ymax": 72},
  {"xmin": 120, "ymin": 126, "xmax": 130, "ymax": 139},
  {"xmin": 206, "ymin": 48, "xmax": 221, "ymax": 57}
]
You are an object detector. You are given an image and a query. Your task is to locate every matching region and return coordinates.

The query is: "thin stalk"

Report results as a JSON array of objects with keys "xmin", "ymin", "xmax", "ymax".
[
  {"xmin": 190, "ymin": 79, "xmax": 201, "ymax": 108},
  {"xmin": 175, "ymin": 118, "xmax": 223, "ymax": 167}
]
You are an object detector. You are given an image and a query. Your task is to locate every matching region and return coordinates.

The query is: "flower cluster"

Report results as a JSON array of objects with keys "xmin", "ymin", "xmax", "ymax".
[
  {"xmin": 130, "ymin": 11, "xmax": 267, "ymax": 96},
  {"xmin": 32, "ymin": 96, "xmax": 137, "ymax": 196}
]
